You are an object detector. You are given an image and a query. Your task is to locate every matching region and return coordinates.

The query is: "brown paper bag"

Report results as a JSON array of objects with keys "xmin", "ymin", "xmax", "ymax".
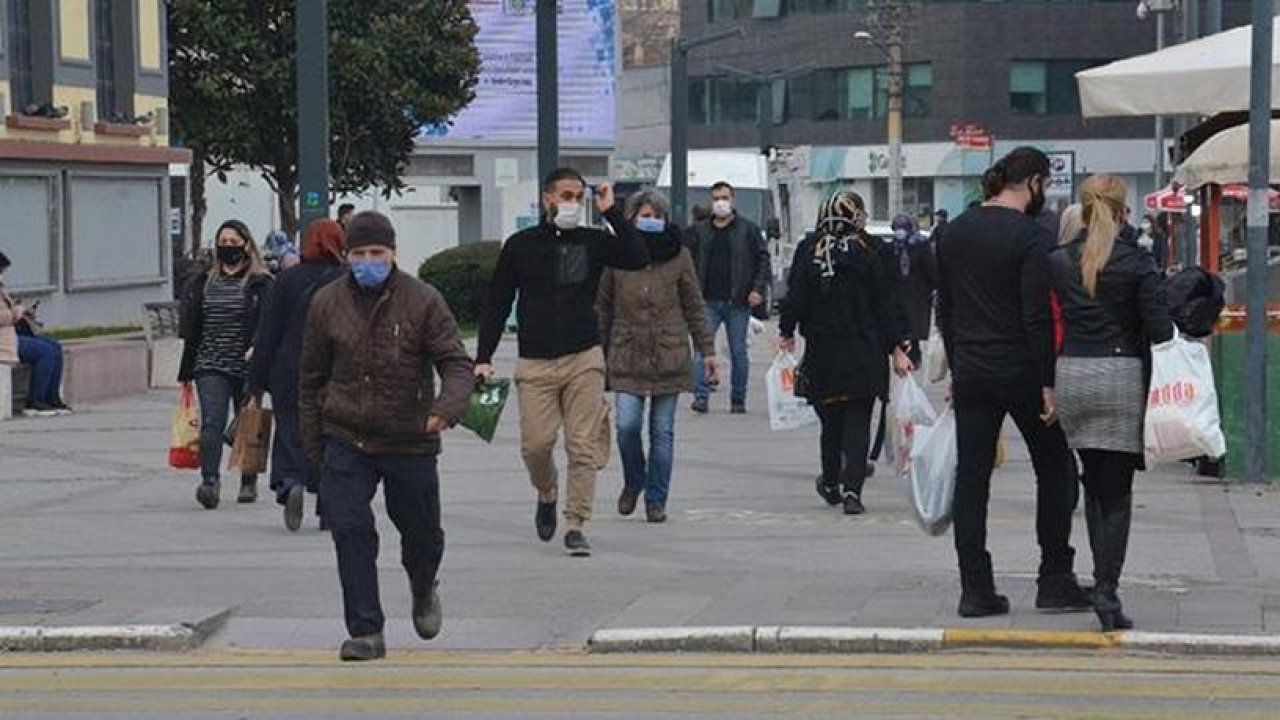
[{"xmin": 228, "ymin": 400, "xmax": 273, "ymax": 474}]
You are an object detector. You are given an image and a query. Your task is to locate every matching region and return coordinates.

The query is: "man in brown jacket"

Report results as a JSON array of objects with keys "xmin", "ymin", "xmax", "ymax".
[{"xmin": 299, "ymin": 211, "xmax": 473, "ymax": 661}]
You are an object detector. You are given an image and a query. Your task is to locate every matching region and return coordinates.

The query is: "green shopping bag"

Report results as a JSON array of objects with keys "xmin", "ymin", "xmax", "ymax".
[{"xmin": 461, "ymin": 378, "xmax": 510, "ymax": 443}]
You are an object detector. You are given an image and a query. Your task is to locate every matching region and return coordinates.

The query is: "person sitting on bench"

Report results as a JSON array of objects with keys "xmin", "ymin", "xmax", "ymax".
[{"xmin": 0, "ymin": 252, "xmax": 71, "ymax": 417}]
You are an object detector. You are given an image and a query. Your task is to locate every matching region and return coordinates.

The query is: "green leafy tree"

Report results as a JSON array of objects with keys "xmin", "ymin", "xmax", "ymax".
[{"xmin": 168, "ymin": 0, "xmax": 480, "ymax": 245}]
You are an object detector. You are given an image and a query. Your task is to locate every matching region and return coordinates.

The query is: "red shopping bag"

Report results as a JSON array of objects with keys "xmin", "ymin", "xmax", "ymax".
[{"xmin": 168, "ymin": 384, "xmax": 201, "ymax": 470}]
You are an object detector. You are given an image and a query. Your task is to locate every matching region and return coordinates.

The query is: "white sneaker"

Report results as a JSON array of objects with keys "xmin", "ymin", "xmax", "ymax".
[{"xmin": 22, "ymin": 405, "xmax": 58, "ymax": 418}]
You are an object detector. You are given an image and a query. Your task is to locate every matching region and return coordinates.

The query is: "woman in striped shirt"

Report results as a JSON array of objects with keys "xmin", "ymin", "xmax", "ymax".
[{"xmin": 178, "ymin": 220, "xmax": 274, "ymax": 510}]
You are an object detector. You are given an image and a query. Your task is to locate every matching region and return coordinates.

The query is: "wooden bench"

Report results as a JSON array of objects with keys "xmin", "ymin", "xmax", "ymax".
[{"xmin": 141, "ymin": 302, "xmax": 183, "ymax": 389}]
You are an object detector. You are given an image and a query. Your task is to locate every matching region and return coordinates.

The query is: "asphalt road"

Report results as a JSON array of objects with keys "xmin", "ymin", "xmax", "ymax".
[{"xmin": 5, "ymin": 649, "xmax": 1280, "ymax": 719}]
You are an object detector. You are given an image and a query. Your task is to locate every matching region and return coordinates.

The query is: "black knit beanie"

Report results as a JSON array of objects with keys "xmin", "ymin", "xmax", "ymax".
[{"xmin": 345, "ymin": 211, "xmax": 396, "ymax": 250}]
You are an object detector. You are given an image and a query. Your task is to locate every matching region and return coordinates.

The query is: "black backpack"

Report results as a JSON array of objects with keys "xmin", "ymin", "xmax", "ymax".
[{"xmin": 1165, "ymin": 267, "xmax": 1226, "ymax": 339}]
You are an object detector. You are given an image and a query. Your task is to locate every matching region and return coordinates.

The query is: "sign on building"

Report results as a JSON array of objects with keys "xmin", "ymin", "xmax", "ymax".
[
  {"xmin": 419, "ymin": 0, "xmax": 617, "ymax": 145},
  {"xmin": 1045, "ymin": 150, "xmax": 1076, "ymax": 200}
]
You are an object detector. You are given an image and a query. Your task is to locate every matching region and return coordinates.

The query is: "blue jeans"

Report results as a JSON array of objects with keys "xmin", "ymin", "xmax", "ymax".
[
  {"xmin": 322, "ymin": 440, "xmax": 444, "ymax": 639},
  {"xmin": 693, "ymin": 301, "xmax": 751, "ymax": 405},
  {"xmin": 615, "ymin": 393, "xmax": 679, "ymax": 509},
  {"xmin": 16, "ymin": 335, "xmax": 63, "ymax": 406}
]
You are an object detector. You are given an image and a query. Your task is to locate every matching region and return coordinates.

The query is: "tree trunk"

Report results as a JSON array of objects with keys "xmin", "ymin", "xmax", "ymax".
[{"xmin": 189, "ymin": 150, "xmax": 207, "ymax": 257}]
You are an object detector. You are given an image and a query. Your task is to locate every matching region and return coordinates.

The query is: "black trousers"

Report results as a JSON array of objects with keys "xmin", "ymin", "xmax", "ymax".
[
  {"xmin": 1078, "ymin": 449, "xmax": 1137, "ymax": 504},
  {"xmin": 814, "ymin": 398, "xmax": 876, "ymax": 498},
  {"xmin": 322, "ymin": 439, "xmax": 444, "ymax": 639},
  {"xmin": 952, "ymin": 378, "xmax": 1077, "ymax": 590}
]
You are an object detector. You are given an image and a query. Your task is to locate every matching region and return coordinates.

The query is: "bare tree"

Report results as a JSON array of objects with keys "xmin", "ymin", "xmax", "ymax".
[{"xmin": 619, "ymin": 0, "xmax": 680, "ymax": 68}]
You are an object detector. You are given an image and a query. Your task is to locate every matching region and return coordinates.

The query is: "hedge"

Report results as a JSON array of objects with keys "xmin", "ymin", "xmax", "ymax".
[{"xmin": 418, "ymin": 241, "xmax": 503, "ymax": 325}]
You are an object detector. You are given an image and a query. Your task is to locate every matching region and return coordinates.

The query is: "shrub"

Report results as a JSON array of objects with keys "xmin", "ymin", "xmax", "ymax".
[{"xmin": 418, "ymin": 241, "xmax": 502, "ymax": 325}]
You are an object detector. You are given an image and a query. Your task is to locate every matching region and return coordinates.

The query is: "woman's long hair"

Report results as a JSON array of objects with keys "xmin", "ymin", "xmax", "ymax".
[
  {"xmin": 1078, "ymin": 175, "xmax": 1128, "ymax": 297},
  {"xmin": 1057, "ymin": 203, "xmax": 1084, "ymax": 247},
  {"xmin": 209, "ymin": 219, "xmax": 269, "ymax": 287}
]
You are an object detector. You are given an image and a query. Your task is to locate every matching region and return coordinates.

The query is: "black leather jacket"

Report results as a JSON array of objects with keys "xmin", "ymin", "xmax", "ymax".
[
  {"xmin": 692, "ymin": 215, "xmax": 771, "ymax": 307},
  {"xmin": 1049, "ymin": 228, "xmax": 1174, "ymax": 358}
]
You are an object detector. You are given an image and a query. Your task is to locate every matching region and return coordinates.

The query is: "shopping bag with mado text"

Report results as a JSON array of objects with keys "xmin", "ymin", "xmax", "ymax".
[
  {"xmin": 1143, "ymin": 332, "xmax": 1226, "ymax": 467},
  {"xmin": 767, "ymin": 351, "xmax": 818, "ymax": 431}
]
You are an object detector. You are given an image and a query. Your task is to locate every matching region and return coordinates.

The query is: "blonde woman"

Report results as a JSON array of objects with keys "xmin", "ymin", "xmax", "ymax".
[
  {"xmin": 1049, "ymin": 175, "xmax": 1173, "ymax": 631},
  {"xmin": 178, "ymin": 220, "xmax": 274, "ymax": 509},
  {"xmin": 1057, "ymin": 204, "xmax": 1084, "ymax": 247}
]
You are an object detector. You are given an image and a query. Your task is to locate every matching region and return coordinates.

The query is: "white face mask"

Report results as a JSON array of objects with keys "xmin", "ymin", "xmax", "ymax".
[
  {"xmin": 554, "ymin": 202, "xmax": 582, "ymax": 230},
  {"xmin": 1138, "ymin": 235, "xmax": 1154, "ymax": 250},
  {"xmin": 711, "ymin": 199, "xmax": 733, "ymax": 218},
  {"xmin": 893, "ymin": 228, "xmax": 909, "ymax": 241}
]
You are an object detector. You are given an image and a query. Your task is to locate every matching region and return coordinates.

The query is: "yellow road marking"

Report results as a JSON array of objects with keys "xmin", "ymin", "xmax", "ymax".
[{"xmin": 944, "ymin": 628, "xmax": 1123, "ymax": 650}]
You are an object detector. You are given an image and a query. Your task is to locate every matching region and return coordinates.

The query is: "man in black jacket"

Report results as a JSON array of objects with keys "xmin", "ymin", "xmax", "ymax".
[
  {"xmin": 936, "ymin": 147, "xmax": 1091, "ymax": 619},
  {"xmin": 690, "ymin": 181, "xmax": 771, "ymax": 414},
  {"xmin": 476, "ymin": 169, "xmax": 648, "ymax": 557}
]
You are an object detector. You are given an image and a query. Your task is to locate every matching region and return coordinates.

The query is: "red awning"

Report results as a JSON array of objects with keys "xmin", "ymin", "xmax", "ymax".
[{"xmin": 1145, "ymin": 184, "xmax": 1280, "ymax": 214}]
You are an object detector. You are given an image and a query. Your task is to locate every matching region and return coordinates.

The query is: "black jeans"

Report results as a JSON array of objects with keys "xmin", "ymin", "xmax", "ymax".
[
  {"xmin": 952, "ymin": 378, "xmax": 1077, "ymax": 590},
  {"xmin": 194, "ymin": 372, "xmax": 250, "ymax": 482},
  {"xmin": 322, "ymin": 439, "xmax": 444, "ymax": 639},
  {"xmin": 270, "ymin": 405, "xmax": 318, "ymax": 506},
  {"xmin": 814, "ymin": 398, "xmax": 876, "ymax": 498}
]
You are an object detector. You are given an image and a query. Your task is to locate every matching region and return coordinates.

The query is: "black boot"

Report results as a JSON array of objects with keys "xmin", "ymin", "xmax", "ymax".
[
  {"xmin": 958, "ymin": 556, "xmax": 1009, "ymax": 618},
  {"xmin": 1093, "ymin": 493, "xmax": 1134, "ymax": 632}
]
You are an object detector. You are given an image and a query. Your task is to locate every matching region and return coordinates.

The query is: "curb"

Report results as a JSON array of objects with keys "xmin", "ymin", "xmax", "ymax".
[
  {"xmin": 0, "ymin": 607, "xmax": 235, "ymax": 653},
  {"xmin": 588, "ymin": 626, "xmax": 1280, "ymax": 657}
]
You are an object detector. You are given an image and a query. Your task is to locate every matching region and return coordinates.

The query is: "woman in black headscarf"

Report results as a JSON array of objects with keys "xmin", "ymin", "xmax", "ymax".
[{"xmin": 780, "ymin": 191, "xmax": 913, "ymax": 515}]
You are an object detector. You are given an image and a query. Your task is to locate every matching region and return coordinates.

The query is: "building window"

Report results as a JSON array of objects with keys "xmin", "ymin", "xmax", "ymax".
[
  {"xmin": 94, "ymin": 0, "xmax": 135, "ymax": 122},
  {"xmin": 1010, "ymin": 59, "xmax": 1104, "ymax": 116},
  {"xmin": 690, "ymin": 76, "xmax": 760, "ymax": 125},
  {"xmin": 786, "ymin": 0, "xmax": 868, "ymax": 13},
  {"xmin": 708, "ymin": 0, "xmax": 782, "ymax": 21},
  {"xmin": 789, "ymin": 63, "xmax": 931, "ymax": 122},
  {"xmin": 6, "ymin": 0, "xmax": 36, "ymax": 112}
]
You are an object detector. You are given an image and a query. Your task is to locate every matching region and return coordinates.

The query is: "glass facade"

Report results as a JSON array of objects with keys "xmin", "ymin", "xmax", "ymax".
[{"xmin": 693, "ymin": 63, "xmax": 932, "ymax": 125}]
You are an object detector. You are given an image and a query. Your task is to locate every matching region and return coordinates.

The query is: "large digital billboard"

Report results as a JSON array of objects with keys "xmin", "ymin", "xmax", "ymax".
[{"xmin": 420, "ymin": 0, "xmax": 617, "ymax": 145}]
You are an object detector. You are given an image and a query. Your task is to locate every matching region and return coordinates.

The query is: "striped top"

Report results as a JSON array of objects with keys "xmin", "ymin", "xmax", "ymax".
[{"xmin": 195, "ymin": 275, "xmax": 250, "ymax": 378}]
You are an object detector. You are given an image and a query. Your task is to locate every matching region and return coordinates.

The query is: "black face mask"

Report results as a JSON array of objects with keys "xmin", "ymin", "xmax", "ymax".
[
  {"xmin": 217, "ymin": 246, "xmax": 248, "ymax": 266},
  {"xmin": 1026, "ymin": 179, "xmax": 1047, "ymax": 217}
]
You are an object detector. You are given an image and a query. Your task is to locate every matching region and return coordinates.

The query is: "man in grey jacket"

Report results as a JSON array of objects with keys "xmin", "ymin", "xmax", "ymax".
[{"xmin": 690, "ymin": 181, "xmax": 771, "ymax": 414}]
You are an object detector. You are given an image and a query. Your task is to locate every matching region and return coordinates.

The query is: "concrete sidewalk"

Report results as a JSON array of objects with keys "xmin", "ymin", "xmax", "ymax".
[{"xmin": 1, "ymin": 334, "xmax": 1278, "ymax": 654}]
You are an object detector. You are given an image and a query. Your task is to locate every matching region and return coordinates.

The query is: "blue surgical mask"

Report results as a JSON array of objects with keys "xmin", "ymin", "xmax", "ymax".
[
  {"xmin": 351, "ymin": 259, "xmax": 392, "ymax": 288},
  {"xmin": 636, "ymin": 216, "xmax": 665, "ymax": 234}
]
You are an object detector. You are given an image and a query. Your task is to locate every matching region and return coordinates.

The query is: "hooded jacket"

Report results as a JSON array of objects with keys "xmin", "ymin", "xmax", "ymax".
[{"xmin": 596, "ymin": 224, "xmax": 714, "ymax": 396}]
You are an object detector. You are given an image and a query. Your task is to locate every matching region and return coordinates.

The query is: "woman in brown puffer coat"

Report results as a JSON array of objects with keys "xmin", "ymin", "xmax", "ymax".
[{"xmin": 597, "ymin": 190, "xmax": 717, "ymax": 523}]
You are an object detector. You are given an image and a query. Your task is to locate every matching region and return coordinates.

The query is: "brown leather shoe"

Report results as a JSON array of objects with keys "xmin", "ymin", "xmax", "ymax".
[
  {"xmin": 646, "ymin": 504, "xmax": 667, "ymax": 523},
  {"xmin": 617, "ymin": 488, "xmax": 640, "ymax": 516}
]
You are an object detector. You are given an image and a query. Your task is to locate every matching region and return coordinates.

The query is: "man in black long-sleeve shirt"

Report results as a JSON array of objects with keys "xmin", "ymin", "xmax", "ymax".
[
  {"xmin": 936, "ymin": 147, "xmax": 1090, "ymax": 618},
  {"xmin": 475, "ymin": 169, "xmax": 648, "ymax": 557}
]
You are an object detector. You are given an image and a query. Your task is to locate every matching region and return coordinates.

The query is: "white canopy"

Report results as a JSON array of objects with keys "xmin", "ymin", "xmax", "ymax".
[
  {"xmin": 1173, "ymin": 120, "xmax": 1280, "ymax": 189},
  {"xmin": 1077, "ymin": 16, "xmax": 1280, "ymax": 118}
]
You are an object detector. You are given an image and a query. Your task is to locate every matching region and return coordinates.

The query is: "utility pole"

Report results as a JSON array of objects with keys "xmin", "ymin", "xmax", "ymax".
[
  {"xmin": 296, "ymin": 0, "xmax": 329, "ymax": 234},
  {"xmin": 669, "ymin": 27, "xmax": 743, "ymax": 225},
  {"xmin": 861, "ymin": 1, "xmax": 909, "ymax": 219},
  {"xmin": 536, "ymin": 0, "xmax": 559, "ymax": 186},
  {"xmin": 1139, "ymin": 0, "xmax": 1179, "ymax": 190},
  {"xmin": 1244, "ymin": 0, "xmax": 1272, "ymax": 482}
]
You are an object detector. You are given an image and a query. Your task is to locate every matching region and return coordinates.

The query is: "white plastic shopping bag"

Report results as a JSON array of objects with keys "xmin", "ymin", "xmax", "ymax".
[
  {"xmin": 1143, "ymin": 332, "xmax": 1226, "ymax": 466},
  {"xmin": 909, "ymin": 407, "xmax": 958, "ymax": 536},
  {"xmin": 925, "ymin": 310, "xmax": 948, "ymax": 384},
  {"xmin": 766, "ymin": 351, "xmax": 818, "ymax": 431},
  {"xmin": 889, "ymin": 373, "xmax": 937, "ymax": 477}
]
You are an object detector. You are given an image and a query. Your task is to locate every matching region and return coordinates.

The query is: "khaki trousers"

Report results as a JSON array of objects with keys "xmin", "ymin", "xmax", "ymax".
[{"xmin": 515, "ymin": 346, "xmax": 606, "ymax": 530}]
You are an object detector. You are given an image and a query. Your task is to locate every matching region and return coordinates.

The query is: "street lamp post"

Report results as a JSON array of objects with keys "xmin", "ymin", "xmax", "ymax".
[
  {"xmin": 536, "ymin": 0, "xmax": 559, "ymax": 186},
  {"xmin": 856, "ymin": 27, "xmax": 904, "ymax": 219},
  {"xmin": 296, "ymin": 0, "xmax": 330, "ymax": 234},
  {"xmin": 670, "ymin": 27, "xmax": 745, "ymax": 225},
  {"xmin": 1243, "ymin": 0, "xmax": 1273, "ymax": 482},
  {"xmin": 1138, "ymin": 0, "xmax": 1179, "ymax": 190}
]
